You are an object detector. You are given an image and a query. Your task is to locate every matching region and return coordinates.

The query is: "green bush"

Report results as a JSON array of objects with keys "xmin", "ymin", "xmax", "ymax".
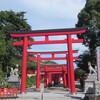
[
  {"xmin": 75, "ymin": 68, "xmax": 85, "ymax": 78},
  {"xmin": 0, "ymin": 83, "xmax": 14, "ymax": 88},
  {"xmin": 26, "ymin": 76, "xmax": 36, "ymax": 88},
  {"xmin": 0, "ymin": 70, "xmax": 14, "ymax": 88},
  {"xmin": 0, "ymin": 71, "xmax": 4, "ymax": 84}
]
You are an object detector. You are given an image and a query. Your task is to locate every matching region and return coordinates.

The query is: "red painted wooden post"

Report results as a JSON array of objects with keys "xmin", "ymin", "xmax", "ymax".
[
  {"xmin": 56, "ymin": 75, "xmax": 58, "ymax": 84},
  {"xmin": 62, "ymin": 67, "xmax": 67, "ymax": 87},
  {"xmin": 36, "ymin": 54, "xmax": 41, "ymax": 88},
  {"xmin": 67, "ymin": 60, "xmax": 71, "ymax": 90},
  {"xmin": 67, "ymin": 34, "xmax": 76, "ymax": 94},
  {"xmin": 66, "ymin": 55, "xmax": 71, "ymax": 90},
  {"xmin": 56, "ymin": 75, "xmax": 59, "ymax": 84},
  {"xmin": 21, "ymin": 37, "xmax": 28, "ymax": 93},
  {"xmin": 58, "ymin": 75, "xmax": 61, "ymax": 83},
  {"xmin": 48, "ymin": 73, "xmax": 52, "ymax": 87},
  {"xmin": 63, "ymin": 72, "xmax": 67, "ymax": 87},
  {"xmin": 44, "ymin": 66, "xmax": 47, "ymax": 87},
  {"xmin": 44, "ymin": 75, "xmax": 47, "ymax": 87},
  {"xmin": 54, "ymin": 75, "xmax": 57, "ymax": 85}
]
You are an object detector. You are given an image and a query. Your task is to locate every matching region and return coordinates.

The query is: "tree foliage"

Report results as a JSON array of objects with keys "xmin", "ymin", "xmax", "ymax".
[
  {"xmin": 0, "ymin": 11, "xmax": 31, "ymax": 72},
  {"xmin": 75, "ymin": 50, "xmax": 93, "ymax": 73},
  {"xmin": 26, "ymin": 76, "xmax": 36, "ymax": 88},
  {"xmin": 0, "ymin": 70, "xmax": 4, "ymax": 84},
  {"xmin": 41, "ymin": 60, "xmax": 57, "ymax": 65},
  {"xmin": 74, "ymin": 68, "xmax": 85, "ymax": 78},
  {"xmin": 76, "ymin": 0, "xmax": 100, "ymax": 69},
  {"xmin": 27, "ymin": 61, "xmax": 37, "ymax": 70}
]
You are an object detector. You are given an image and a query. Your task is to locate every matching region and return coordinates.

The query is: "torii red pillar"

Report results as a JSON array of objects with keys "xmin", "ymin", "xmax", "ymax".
[
  {"xmin": 44, "ymin": 66, "xmax": 48, "ymax": 87},
  {"xmin": 44, "ymin": 75, "xmax": 47, "ymax": 87},
  {"xmin": 48, "ymin": 73, "xmax": 52, "ymax": 87},
  {"xmin": 66, "ymin": 55, "xmax": 70, "ymax": 89},
  {"xmin": 62, "ymin": 67, "xmax": 67, "ymax": 87},
  {"xmin": 65, "ymin": 53, "xmax": 71, "ymax": 90},
  {"xmin": 54, "ymin": 75, "xmax": 58, "ymax": 85},
  {"xmin": 21, "ymin": 37, "xmax": 28, "ymax": 93},
  {"xmin": 36, "ymin": 54, "xmax": 41, "ymax": 88},
  {"xmin": 67, "ymin": 34, "xmax": 76, "ymax": 94},
  {"xmin": 67, "ymin": 58, "xmax": 71, "ymax": 90}
]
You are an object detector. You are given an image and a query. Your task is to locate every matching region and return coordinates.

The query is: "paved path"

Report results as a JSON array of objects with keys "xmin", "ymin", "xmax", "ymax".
[
  {"xmin": 5, "ymin": 82, "xmax": 85, "ymax": 100},
  {"xmin": 10, "ymin": 92, "xmax": 85, "ymax": 100}
]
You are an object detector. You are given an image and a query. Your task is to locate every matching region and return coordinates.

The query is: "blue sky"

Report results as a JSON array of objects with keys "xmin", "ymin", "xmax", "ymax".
[{"xmin": 0, "ymin": 0, "xmax": 88, "ymax": 65}]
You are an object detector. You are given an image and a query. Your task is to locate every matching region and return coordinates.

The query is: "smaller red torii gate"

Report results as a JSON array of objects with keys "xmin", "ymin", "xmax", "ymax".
[
  {"xmin": 28, "ymin": 50, "xmax": 78, "ymax": 89},
  {"xmin": 41, "ymin": 64, "xmax": 67, "ymax": 87}
]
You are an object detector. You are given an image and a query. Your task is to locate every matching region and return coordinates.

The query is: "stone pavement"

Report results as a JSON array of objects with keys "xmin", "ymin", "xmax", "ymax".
[
  {"xmin": 9, "ymin": 91, "xmax": 85, "ymax": 100},
  {"xmin": 4, "ymin": 82, "xmax": 85, "ymax": 100},
  {"xmin": 10, "ymin": 86, "xmax": 85, "ymax": 100}
]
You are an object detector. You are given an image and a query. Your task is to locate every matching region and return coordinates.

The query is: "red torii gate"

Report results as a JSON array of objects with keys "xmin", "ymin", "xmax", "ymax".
[
  {"xmin": 10, "ymin": 27, "xmax": 87, "ymax": 94},
  {"xmin": 41, "ymin": 64, "xmax": 67, "ymax": 87},
  {"xmin": 28, "ymin": 50, "xmax": 78, "ymax": 89}
]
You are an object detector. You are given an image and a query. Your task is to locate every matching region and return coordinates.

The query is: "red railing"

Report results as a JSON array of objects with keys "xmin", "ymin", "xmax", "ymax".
[{"xmin": 0, "ymin": 88, "xmax": 18, "ymax": 98}]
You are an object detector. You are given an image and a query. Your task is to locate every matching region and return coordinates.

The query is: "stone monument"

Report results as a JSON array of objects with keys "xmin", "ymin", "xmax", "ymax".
[
  {"xmin": 84, "ymin": 62, "xmax": 97, "ymax": 94},
  {"xmin": 8, "ymin": 67, "xmax": 19, "ymax": 82},
  {"xmin": 7, "ymin": 64, "xmax": 20, "ymax": 89},
  {"xmin": 88, "ymin": 62, "xmax": 96, "ymax": 74},
  {"xmin": 96, "ymin": 46, "xmax": 100, "ymax": 81},
  {"xmin": 83, "ymin": 48, "xmax": 100, "ymax": 99}
]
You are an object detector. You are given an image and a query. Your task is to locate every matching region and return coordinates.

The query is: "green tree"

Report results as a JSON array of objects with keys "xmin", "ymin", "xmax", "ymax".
[
  {"xmin": 0, "ymin": 11, "xmax": 32, "ymax": 72},
  {"xmin": 27, "ymin": 61, "xmax": 37, "ymax": 70},
  {"xmin": 41, "ymin": 60, "xmax": 57, "ymax": 65},
  {"xmin": 74, "ymin": 68, "xmax": 85, "ymax": 78},
  {"xmin": 76, "ymin": 0, "xmax": 100, "ymax": 68},
  {"xmin": 75, "ymin": 50, "xmax": 92, "ymax": 73}
]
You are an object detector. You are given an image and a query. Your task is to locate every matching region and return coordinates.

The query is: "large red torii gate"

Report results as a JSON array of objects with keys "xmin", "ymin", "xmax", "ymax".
[
  {"xmin": 28, "ymin": 50, "xmax": 78, "ymax": 89},
  {"xmin": 10, "ymin": 27, "xmax": 87, "ymax": 94}
]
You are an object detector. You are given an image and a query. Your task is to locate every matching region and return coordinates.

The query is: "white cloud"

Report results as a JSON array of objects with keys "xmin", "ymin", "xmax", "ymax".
[{"xmin": 21, "ymin": 0, "xmax": 85, "ymax": 19}]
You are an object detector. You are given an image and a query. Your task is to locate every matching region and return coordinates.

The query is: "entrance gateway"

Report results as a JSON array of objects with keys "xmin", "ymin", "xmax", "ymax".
[{"xmin": 10, "ymin": 27, "xmax": 87, "ymax": 94}]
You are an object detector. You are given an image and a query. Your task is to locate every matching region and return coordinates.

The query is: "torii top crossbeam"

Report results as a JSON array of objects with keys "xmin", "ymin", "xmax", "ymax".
[{"xmin": 10, "ymin": 27, "xmax": 87, "ymax": 37}]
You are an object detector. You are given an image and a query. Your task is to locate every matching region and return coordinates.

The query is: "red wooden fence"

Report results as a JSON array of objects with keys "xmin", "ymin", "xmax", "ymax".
[{"xmin": 0, "ymin": 88, "xmax": 18, "ymax": 98}]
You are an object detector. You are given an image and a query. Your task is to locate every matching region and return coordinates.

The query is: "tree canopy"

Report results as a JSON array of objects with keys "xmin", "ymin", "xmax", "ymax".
[
  {"xmin": 41, "ymin": 60, "xmax": 57, "ymax": 65},
  {"xmin": 75, "ymin": 50, "xmax": 92, "ymax": 73},
  {"xmin": 76, "ymin": 0, "xmax": 100, "ymax": 70},
  {"xmin": 0, "ymin": 11, "xmax": 31, "ymax": 72}
]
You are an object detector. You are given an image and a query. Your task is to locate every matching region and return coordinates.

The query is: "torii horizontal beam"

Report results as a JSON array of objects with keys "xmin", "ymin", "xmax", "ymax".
[
  {"xmin": 28, "ymin": 50, "xmax": 78, "ymax": 55},
  {"xmin": 41, "ymin": 64, "xmax": 67, "ymax": 73},
  {"xmin": 10, "ymin": 27, "xmax": 87, "ymax": 37},
  {"xmin": 41, "ymin": 72, "xmax": 67, "ymax": 74},
  {"xmin": 12, "ymin": 38, "xmax": 83, "ymax": 46},
  {"xmin": 41, "ymin": 68, "xmax": 67, "ymax": 72},
  {"xmin": 28, "ymin": 50, "xmax": 78, "ymax": 61},
  {"xmin": 28, "ymin": 56, "xmax": 78, "ymax": 61},
  {"xmin": 41, "ymin": 64, "xmax": 67, "ymax": 67}
]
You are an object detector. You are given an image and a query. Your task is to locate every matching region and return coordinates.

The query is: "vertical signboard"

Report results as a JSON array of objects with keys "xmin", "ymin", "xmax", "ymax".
[{"xmin": 96, "ymin": 46, "xmax": 100, "ymax": 81}]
